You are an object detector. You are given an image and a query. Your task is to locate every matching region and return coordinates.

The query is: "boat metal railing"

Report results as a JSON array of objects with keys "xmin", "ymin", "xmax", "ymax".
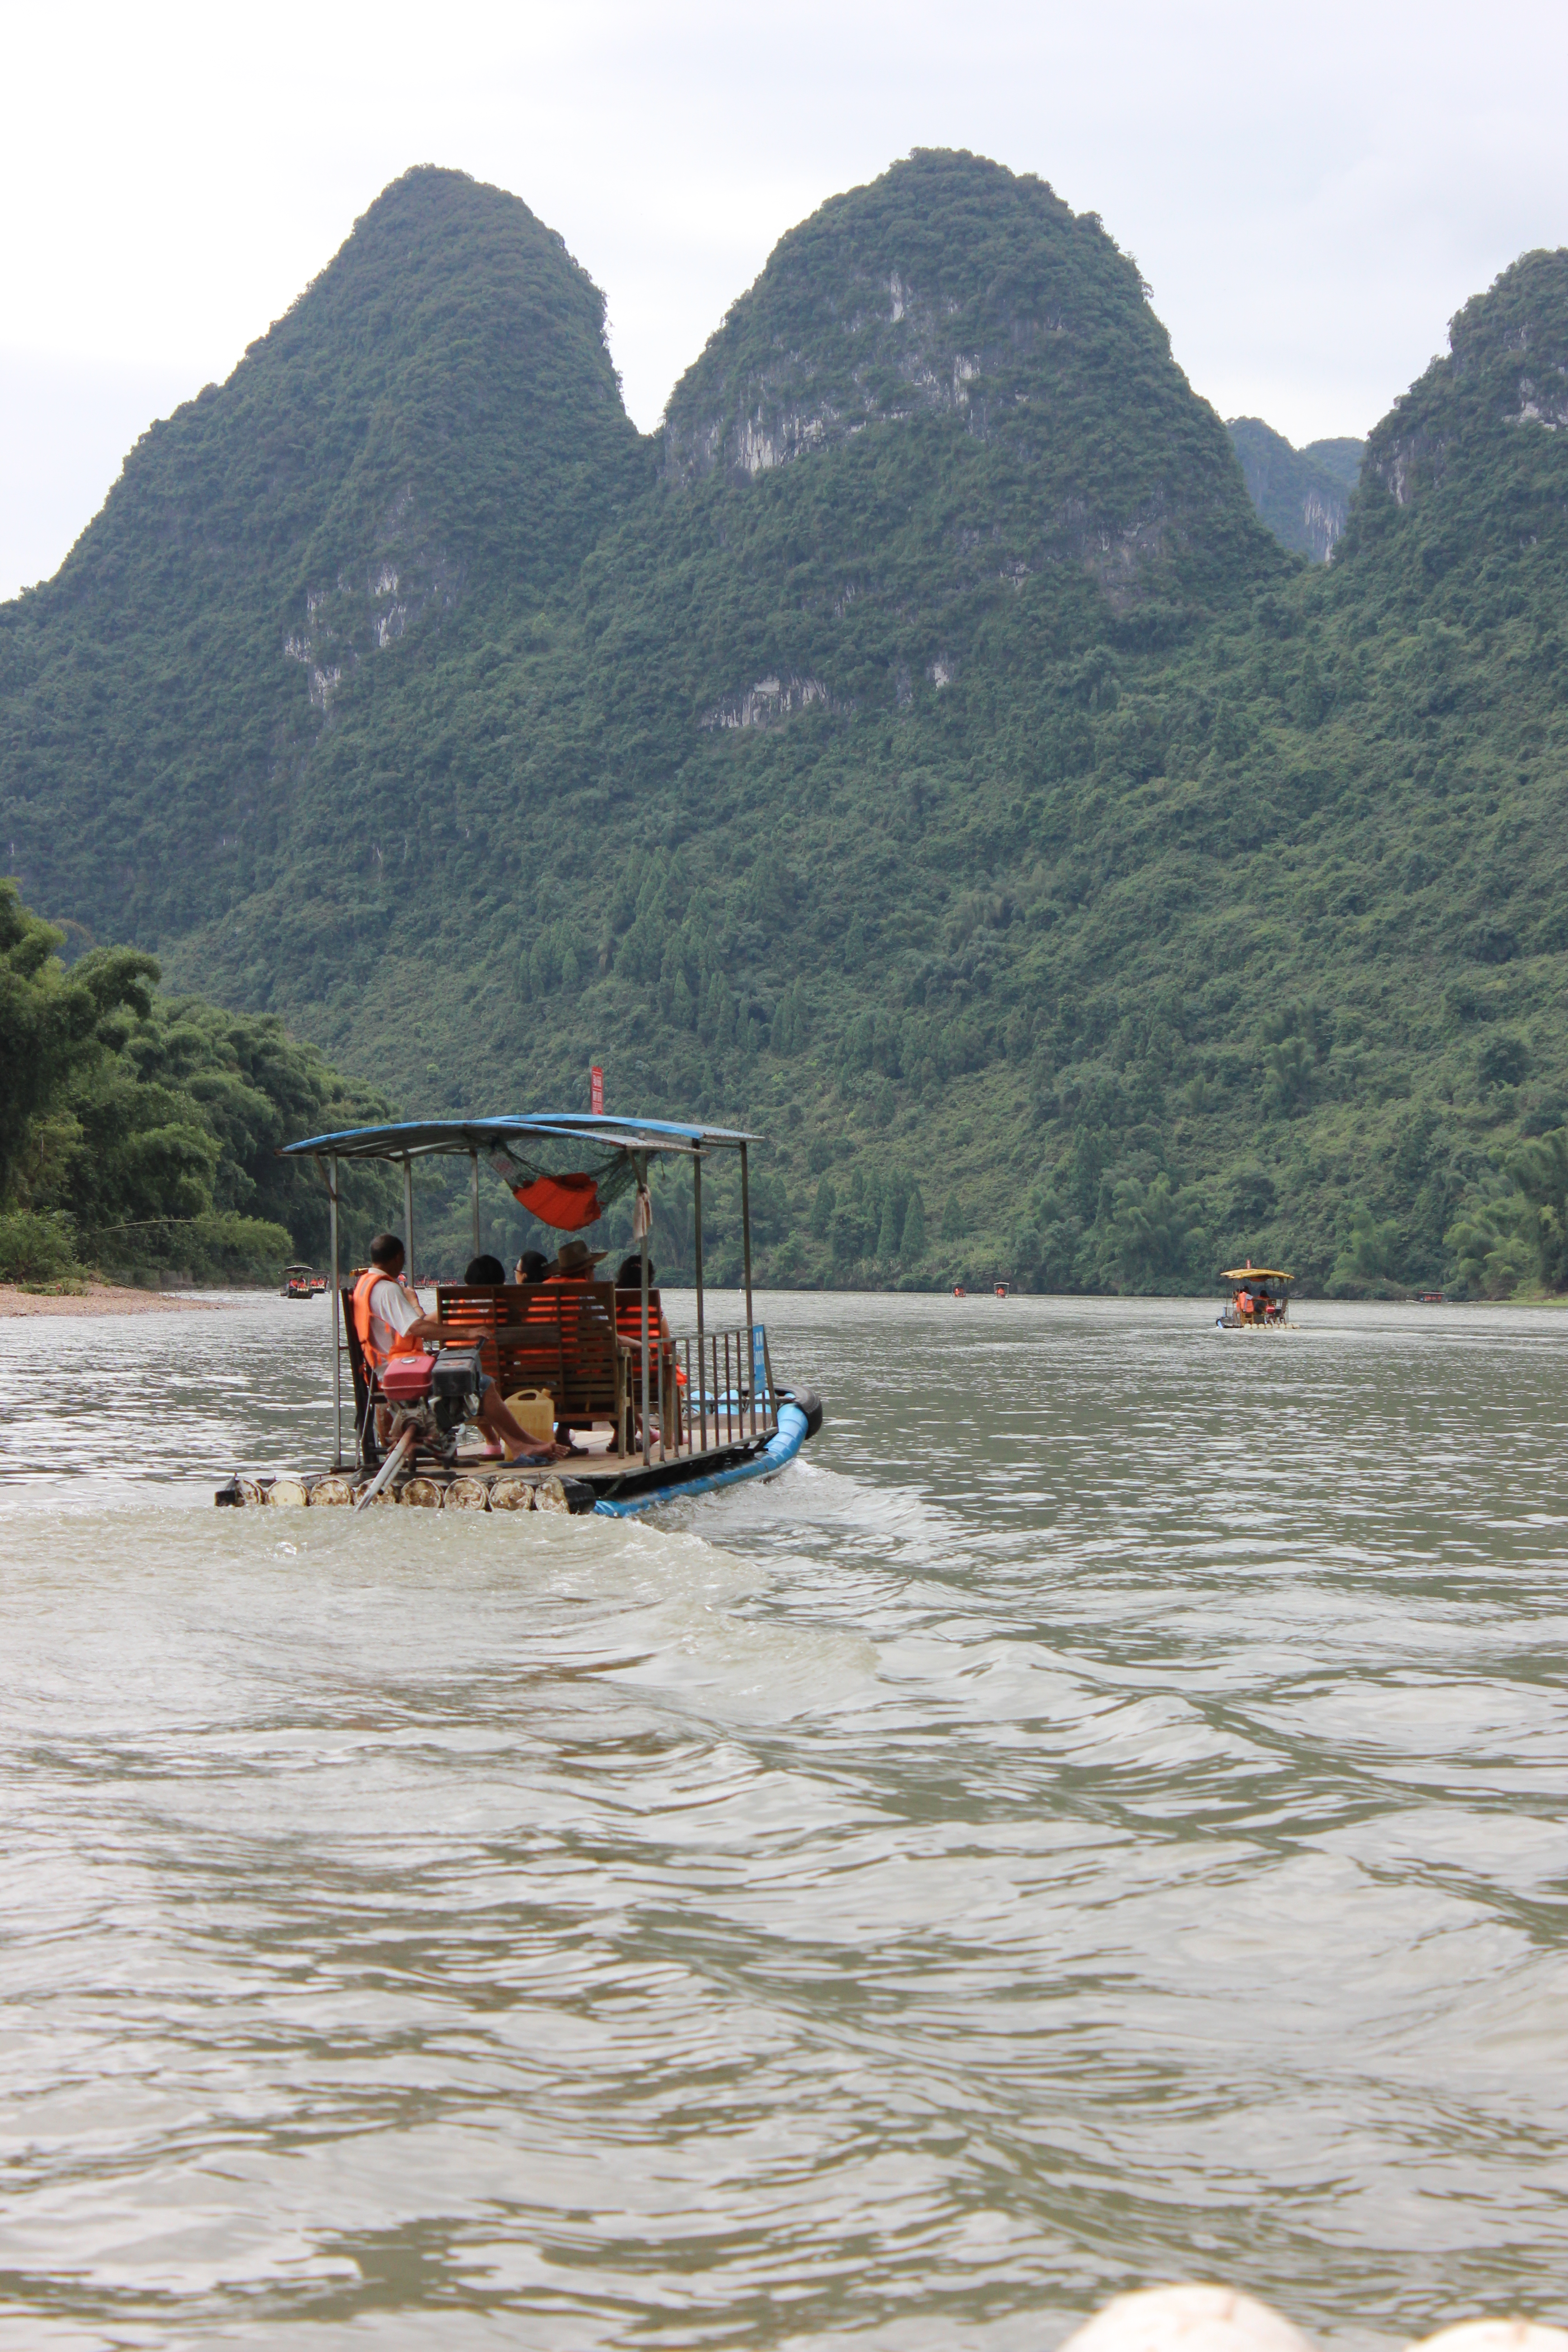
[{"xmin": 637, "ymin": 1323, "xmax": 775, "ymax": 1465}]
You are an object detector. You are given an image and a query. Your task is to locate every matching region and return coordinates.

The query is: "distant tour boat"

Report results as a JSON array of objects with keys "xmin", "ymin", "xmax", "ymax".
[
  {"xmin": 952, "ymin": 1283, "xmax": 966, "ymax": 1298},
  {"xmin": 280, "ymin": 1263, "xmax": 318, "ymax": 1299},
  {"xmin": 994, "ymin": 1280, "xmax": 1009, "ymax": 1298},
  {"xmin": 1216, "ymin": 1260, "xmax": 1294, "ymax": 1331}
]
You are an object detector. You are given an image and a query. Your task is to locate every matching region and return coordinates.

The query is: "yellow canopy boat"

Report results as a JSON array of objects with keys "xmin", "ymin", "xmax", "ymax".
[{"xmin": 1216, "ymin": 1259, "xmax": 1294, "ymax": 1331}]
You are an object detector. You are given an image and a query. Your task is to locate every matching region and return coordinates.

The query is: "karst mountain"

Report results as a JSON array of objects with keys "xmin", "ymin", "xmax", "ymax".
[{"xmin": 3, "ymin": 154, "xmax": 1567, "ymax": 1294}]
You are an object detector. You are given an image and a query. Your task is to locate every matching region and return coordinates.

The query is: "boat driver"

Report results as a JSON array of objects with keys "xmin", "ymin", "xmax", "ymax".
[{"xmin": 354, "ymin": 1232, "xmax": 568, "ymax": 1464}]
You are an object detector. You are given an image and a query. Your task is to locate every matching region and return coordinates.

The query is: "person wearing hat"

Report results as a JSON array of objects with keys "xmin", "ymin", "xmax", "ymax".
[
  {"xmin": 544, "ymin": 1236, "xmax": 609, "ymax": 1280},
  {"xmin": 539, "ymin": 1235, "xmax": 621, "ymax": 1446}
]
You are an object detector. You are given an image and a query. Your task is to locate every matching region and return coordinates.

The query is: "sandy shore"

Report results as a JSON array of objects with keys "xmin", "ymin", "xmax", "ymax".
[{"xmin": 0, "ymin": 1281, "xmax": 251, "ymax": 1318}]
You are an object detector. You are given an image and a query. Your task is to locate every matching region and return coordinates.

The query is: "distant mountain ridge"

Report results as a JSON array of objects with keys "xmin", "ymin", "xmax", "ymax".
[
  {"xmin": 3, "ymin": 163, "xmax": 1568, "ymax": 1298},
  {"xmin": 0, "ymin": 167, "xmax": 647, "ymax": 946},
  {"xmin": 1226, "ymin": 417, "xmax": 1365, "ymax": 560}
]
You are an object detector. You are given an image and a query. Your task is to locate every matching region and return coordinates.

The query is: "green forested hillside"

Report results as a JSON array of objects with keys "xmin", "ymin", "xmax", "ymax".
[
  {"xmin": 3, "ymin": 155, "xmax": 1568, "ymax": 1297},
  {"xmin": 1226, "ymin": 417, "xmax": 1364, "ymax": 560},
  {"xmin": 0, "ymin": 883, "xmax": 393, "ymax": 1285},
  {"xmin": 0, "ymin": 166, "xmax": 647, "ymax": 948}
]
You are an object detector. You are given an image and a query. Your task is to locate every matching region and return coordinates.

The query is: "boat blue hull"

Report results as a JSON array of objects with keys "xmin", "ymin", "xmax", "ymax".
[{"xmin": 592, "ymin": 1402, "xmax": 810, "ymax": 1517}]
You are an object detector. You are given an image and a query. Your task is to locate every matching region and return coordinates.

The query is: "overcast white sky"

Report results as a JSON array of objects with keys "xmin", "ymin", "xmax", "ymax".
[{"xmin": 4, "ymin": 0, "xmax": 1566, "ymax": 601}]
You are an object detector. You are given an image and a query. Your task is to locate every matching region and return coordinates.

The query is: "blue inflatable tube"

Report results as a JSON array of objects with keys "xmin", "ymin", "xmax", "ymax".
[{"xmin": 592, "ymin": 1401, "xmax": 810, "ymax": 1518}]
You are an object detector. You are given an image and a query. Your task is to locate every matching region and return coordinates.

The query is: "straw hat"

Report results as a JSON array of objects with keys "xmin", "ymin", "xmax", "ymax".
[{"xmin": 547, "ymin": 1236, "xmax": 608, "ymax": 1275}]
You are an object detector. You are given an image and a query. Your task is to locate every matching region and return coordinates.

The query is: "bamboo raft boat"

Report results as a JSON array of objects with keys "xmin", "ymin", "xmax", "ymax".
[{"xmin": 216, "ymin": 1112, "xmax": 821, "ymax": 1515}]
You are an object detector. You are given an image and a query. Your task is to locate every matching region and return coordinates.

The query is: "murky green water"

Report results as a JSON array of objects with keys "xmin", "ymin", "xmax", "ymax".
[{"xmin": 2, "ymin": 1293, "xmax": 1566, "ymax": 2349}]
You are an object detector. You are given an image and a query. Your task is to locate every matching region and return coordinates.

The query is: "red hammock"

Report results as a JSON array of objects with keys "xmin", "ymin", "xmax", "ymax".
[{"xmin": 511, "ymin": 1171, "xmax": 601, "ymax": 1231}]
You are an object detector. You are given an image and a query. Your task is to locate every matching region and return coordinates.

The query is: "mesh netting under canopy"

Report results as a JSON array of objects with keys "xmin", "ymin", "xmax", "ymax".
[{"xmin": 488, "ymin": 1142, "xmax": 641, "ymax": 1232}]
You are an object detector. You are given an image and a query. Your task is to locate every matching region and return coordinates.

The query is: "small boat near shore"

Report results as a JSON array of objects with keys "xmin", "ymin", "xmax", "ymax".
[
  {"xmin": 1216, "ymin": 1260, "xmax": 1294, "ymax": 1331},
  {"xmin": 220, "ymin": 1112, "xmax": 823, "ymax": 1516},
  {"xmin": 280, "ymin": 1263, "xmax": 319, "ymax": 1299}
]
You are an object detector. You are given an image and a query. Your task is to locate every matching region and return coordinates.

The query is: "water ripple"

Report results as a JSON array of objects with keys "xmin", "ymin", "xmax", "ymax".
[{"xmin": 2, "ymin": 1295, "xmax": 1567, "ymax": 2346}]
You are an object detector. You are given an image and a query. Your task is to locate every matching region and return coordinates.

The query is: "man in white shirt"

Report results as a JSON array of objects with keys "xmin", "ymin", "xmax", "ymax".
[{"xmin": 356, "ymin": 1234, "xmax": 567, "ymax": 1464}]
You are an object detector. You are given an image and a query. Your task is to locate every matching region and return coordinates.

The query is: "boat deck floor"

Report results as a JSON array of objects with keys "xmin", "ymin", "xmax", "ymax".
[{"xmin": 447, "ymin": 1430, "xmax": 768, "ymax": 1482}]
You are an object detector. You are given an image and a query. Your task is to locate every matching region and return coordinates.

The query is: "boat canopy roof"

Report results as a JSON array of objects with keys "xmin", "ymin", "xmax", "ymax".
[
  {"xmin": 1220, "ymin": 1265, "xmax": 1294, "ymax": 1281},
  {"xmin": 277, "ymin": 1112, "xmax": 758, "ymax": 1164}
]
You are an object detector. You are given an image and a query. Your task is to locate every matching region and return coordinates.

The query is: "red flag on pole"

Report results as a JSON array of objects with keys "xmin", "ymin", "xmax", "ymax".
[{"xmin": 590, "ymin": 1064, "xmax": 604, "ymax": 1114}]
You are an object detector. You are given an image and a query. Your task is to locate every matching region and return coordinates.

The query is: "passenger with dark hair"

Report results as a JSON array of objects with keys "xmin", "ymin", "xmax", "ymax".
[
  {"xmin": 614, "ymin": 1254, "xmax": 671, "ymax": 1348},
  {"xmin": 612, "ymin": 1251, "xmax": 677, "ymax": 1441},
  {"xmin": 513, "ymin": 1249, "xmax": 549, "ymax": 1284},
  {"xmin": 352, "ymin": 1232, "xmax": 567, "ymax": 1463},
  {"xmin": 464, "ymin": 1254, "xmax": 506, "ymax": 1284}
]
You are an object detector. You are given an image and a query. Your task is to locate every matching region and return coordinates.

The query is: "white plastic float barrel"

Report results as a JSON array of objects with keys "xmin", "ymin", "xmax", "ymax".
[
  {"xmin": 1059, "ymin": 2285, "xmax": 1315, "ymax": 2352},
  {"xmin": 1058, "ymin": 2290, "xmax": 1568, "ymax": 2352},
  {"xmin": 1407, "ymin": 2328, "xmax": 1568, "ymax": 2352}
]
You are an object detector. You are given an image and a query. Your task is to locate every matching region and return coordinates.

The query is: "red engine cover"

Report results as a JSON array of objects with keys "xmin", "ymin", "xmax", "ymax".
[{"xmin": 379, "ymin": 1352, "xmax": 436, "ymax": 1400}]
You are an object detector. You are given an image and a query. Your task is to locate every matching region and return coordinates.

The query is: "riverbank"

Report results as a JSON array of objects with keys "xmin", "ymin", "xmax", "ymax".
[{"xmin": 0, "ymin": 1280, "xmax": 245, "ymax": 1318}]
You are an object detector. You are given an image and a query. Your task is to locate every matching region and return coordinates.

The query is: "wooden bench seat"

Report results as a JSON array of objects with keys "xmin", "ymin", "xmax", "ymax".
[{"xmin": 436, "ymin": 1281, "xmax": 628, "ymax": 1444}]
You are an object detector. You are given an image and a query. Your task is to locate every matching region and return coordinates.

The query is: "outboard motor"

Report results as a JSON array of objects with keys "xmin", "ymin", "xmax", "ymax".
[
  {"xmin": 431, "ymin": 1345, "xmax": 485, "ymax": 1435},
  {"xmin": 375, "ymin": 1345, "xmax": 485, "ymax": 1464}
]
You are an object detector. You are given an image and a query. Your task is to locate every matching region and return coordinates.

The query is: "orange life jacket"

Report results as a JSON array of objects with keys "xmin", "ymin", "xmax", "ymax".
[{"xmin": 352, "ymin": 1266, "xmax": 423, "ymax": 1374}]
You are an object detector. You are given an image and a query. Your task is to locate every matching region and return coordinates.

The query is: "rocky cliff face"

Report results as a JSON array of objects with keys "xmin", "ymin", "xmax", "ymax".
[
  {"xmin": 282, "ymin": 529, "xmax": 464, "ymax": 713},
  {"xmin": 664, "ymin": 259, "xmax": 1043, "ymax": 485},
  {"xmin": 1226, "ymin": 418, "xmax": 1363, "ymax": 562},
  {"xmin": 661, "ymin": 150, "xmax": 1273, "ymax": 617},
  {"xmin": 1363, "ymin": 247, "xmax": 1568, "ymax": 508}
]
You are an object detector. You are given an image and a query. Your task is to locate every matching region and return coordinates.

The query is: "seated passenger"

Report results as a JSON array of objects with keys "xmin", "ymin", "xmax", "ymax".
[
  {"xmin": 465, "ymin": 1254, "xmax": 506, "ymax": 1285},
  {"xmin": 545, "ymin": 1237, "xmax": 608, "ymax": 1282},
  {"xmin": 535, "ymin": 1235, "xmax": 621, "ymax": 1450},
  {"xmin": 353, "ymin": 1231, "xmax": 567, "ymax": 1463},
  {"xmin": 615, "ymin": 1255, "xmax": 672, "ymax": 1343},
  {"xmin": 514, "ymin": 1249, "xmax": 550, "ymax": 1285}
]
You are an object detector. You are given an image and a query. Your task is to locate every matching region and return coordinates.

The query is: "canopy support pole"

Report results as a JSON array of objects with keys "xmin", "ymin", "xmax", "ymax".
[
  {"xmin": 693, "ymin": 1152, "xmax": 705, "ymax": 1454},
  {"xmin": 740, "ymin": 1140, "xmax": 755, "ymax": 1437},
  {"xmin": 328, "ymin": 1152, "xmax": 342, "ymax": 1471},
  {"xmin": 403, "ymin": 1156, "xmax": 414, "ymax": 1294},
  {"xmin": 470, "ymin": 1151, "xmax": 480, "ymax": 1259},
  {"xmin": 638, "ymin": 1151, "xmax": 651, "ymax": 1466}
]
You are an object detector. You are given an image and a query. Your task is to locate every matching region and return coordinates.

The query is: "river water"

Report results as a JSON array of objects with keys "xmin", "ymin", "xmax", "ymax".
[{"xmin": 1, "ymin": 1293, "xmax": 1566, "ymax": 2351}]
